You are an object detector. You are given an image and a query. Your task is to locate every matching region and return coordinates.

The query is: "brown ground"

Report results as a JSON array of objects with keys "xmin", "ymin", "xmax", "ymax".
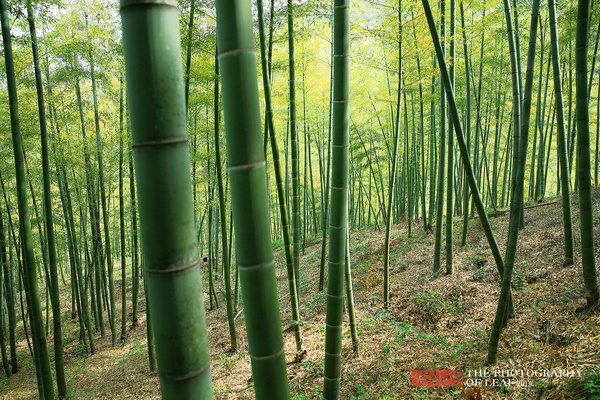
[{"xmin": 1, "ymin": 193, "xmax": 599, "ymax": 399}]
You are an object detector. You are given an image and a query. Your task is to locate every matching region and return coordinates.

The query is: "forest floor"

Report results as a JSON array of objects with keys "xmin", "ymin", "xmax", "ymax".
[{"xmin": 1, "ymin": 192, "xmax": 600, "ymax": 399}]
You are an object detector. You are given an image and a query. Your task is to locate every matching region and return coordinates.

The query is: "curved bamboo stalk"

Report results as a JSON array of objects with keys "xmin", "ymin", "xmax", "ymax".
[{"xmin": 421, "ymin": 0, "xmax": 506, "ymax": 300}]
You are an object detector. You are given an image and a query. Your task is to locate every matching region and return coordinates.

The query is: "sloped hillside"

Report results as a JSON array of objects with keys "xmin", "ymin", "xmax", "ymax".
[{"xmin": 2, "ymin": 195, "xmax": 599, "ymax": 400}]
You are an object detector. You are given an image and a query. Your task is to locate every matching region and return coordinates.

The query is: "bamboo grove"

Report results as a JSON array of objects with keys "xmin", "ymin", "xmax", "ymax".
[{"xmin": 0, "ymin": 0, "xmax": 598, "ymax": 398}]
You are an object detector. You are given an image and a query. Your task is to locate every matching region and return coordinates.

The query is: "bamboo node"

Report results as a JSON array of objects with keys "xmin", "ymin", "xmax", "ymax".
[
  {"xmin": 145, "ymin": 257, "xmax": 200, "ymax": 276},
  {"xmin": 131, "ymin": 137, "xmax": 187, "ymax": 148},
  {"xmin": 157, "ymin": 362, "xmax": 210, "ymax": 382}
]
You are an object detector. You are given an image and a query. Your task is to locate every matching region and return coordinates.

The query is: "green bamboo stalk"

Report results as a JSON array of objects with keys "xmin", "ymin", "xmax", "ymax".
[
  {"xmin": 306, "ymin": 124, "xmax": 318, "ymax": 238},
  {"xmin": 446, "ymin": 0, "xmax": 456, "ymax": 274},
  {"xmin": 56, "ymin": 165, "xmax": 87, "ymax": 351},
  {"xmin": 345, "ymin": 223, "xmax": 358, "ymax": 354},
  {"xmin": 1, "ymin": 197, "xmax": 16, "ymax": 373},
  {"xmin": 421, "ymin": 0, "xmax": 506, "ymax": 296},
  {"xmin": 459, "ymin": 2, "xmax": 471, "ymax": 247},
  {"xmin": 542, "ymin": 97, "xmax": 556, "ymax": 199},
  {"xmin": 26, "ymin": 0, "xmax": 67, "ymax": 394},
  {"xmin": 428, "ymin": 56, "xmax": 437, "ymax": 228},
  {"xmin": 183, "ymin": 0, "xmax": 196, "ymax": 110},
  {"xmin": 144, "ymin": 279, "xmax": 156, "ymax": 372},
  {"xmin": 118, "ymin": 77, "xmax": 127, "ymax": 341},
  {"xmin": 207, "ymin": 205, "xmax": 216, "ymax": 310},
  {"xmin": 319, "ymin": 77, "xmax": 333, "ymax": 287},
  {"xmin": 61, "ymin": 164, "xmax": 95, "ymax": 353},
  {"xmin": 215, "ymin": 0, "xmax": 290, "ymax": 397},
  {"xmin": 595, "ymin": 76, "xmax": 599, "ymax": 183},
  {"xmin": 288, "ymin": 0, "xmax": 302, "ymax": 302},
  {"xmin": 488, "ymin": 0, "xmax": 538, "ymax": 363},
  {"xmin": 121, "ymin": 0, "xmax": 213, "ymax": 397},
  {"xmin": 512, "ymin": 0, "xmax": 524, "ymax": 118},
  {"xmin": 575, "ymin": 0, "xmax": 600, "ymax": 306},
  {"xmin": 129, "ymin": 138, "xmax": 139, "ymax": 328},
  {"xmin": 505, "ymin": 0, "xmax": 524, "ymax": 214},
  {"xmin": 472, "ymin": 1, "xmax": 486, "ymax": 206},
  {"xmin": 433, "ymin": 0, "xmax": 447, "ymax": 275},
  {"xmin": 491, "ymin": 86, "xmax": 502, "ymax": 209},
  {"xmin": 530, "ymin": 23, "xmax": 544, "ymax": 199},
  {"xmin": 21, "ymin": 151, "xmax": 50, "ymax": 340},
  {"xmin": 88, "ymin": 19, "xmax": 115, "ymax": 345},
  {"xmin": 384, "ymin": 0, "xmax": 402, "ymax": 309},
  {"xmin": 548, "ymin": 0, "xmax": 575, "ymax": 266},
  {"xmin": 1, "ymin": 0, "xmax": 54, "ymax": 397},
  {"xmin": 404, "ymin": 90, "xmax": 411, "ymax": 235},
  {"xmin": 410, "ymin": 7, "xmax": 427, "ymax": 231},
  {"xmin": 75, "ymin": 75, "xmax": 104, "ymax": 336},
  {"xmin": 535, "ymin": 52, "xmax": 552, "ymax": 200},
  {"xmin": 256, "ymin": 0, "xmax": 302, "ymax": 353},
  {"xmin": 213, "ymin": 51, "xmax": 237, "ymax": 351},
  {"xmin": 323, "ymin": 0, "xmax": 350, "ymax": 397},
  {"xmin": 0, "ymin": 203, "xmax": 10, "ymax": 378},
  {"xmin": 588, "ymin": 20, "xmax": 600, "ymax": 100},
  {"xmin": 350, "ymin": 161, "xmax": 379, "ymax": 229}
]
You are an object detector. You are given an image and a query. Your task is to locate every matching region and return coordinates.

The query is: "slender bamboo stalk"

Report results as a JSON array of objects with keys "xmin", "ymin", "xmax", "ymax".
[
  {"xmin": 256, "ymin": 0, "xmax": 302, "ymax": 353},
  {"xmin": 144, "ymin": 279, "xmax": 156, "ymax": 372},
  {"xmin": 428, "ymin": 56, "xmax": 437, "ymax": 228},
  {"xmin": 88, "ymin": 18, "xmax": 115, "ymax": 344},
  {"xmin": 118, "ymin": 78, "xmax": 127, "ymax": 341},
  {"xmin": 433, "ymin": 0, "xmax": 447, "ymax": 275},
  {"xmin": 575, "ymin": 0, "xmax": 600, "ymax": 306},
  {"xmin": 323, "ymin": 0, "xmax": 350, "ymax": 397},
  {"xmin": 129, "ymin": 134, "xmax": 139, "ymax": 328},
  {"xmin": 0, "ymin": 200, "xmax": 10, "ymax": 378},
  {"xmin": 460, "ymin": 2, "xmax": 471, "ymax": 247},
  {"xmin": 488, "ymin": 0, "xmax": 538, "ymax": 363},
  {"xmin": 26, "ymin": 0, "xmax": 66, "ymax": 394},
  {"xmin": 1, "ymin": 0, "xmax": 54, "ymax": 396},
  {"xmin": 421, "ymin": 0, "xmax": 506, "ymax": 295},
  {"xmin": 384, "ymin": 0, "xmax": 402, "ymax": 308},
  {"xmin": 548, "ymin": 0, "xmax": 575, "ymax": 266},
  {"xmin": 213, "ymin": 52, "xmax": 237, "ymax": 351},
  {"xmin": 60, "ymin": 164, "xmax": 95, "ymax": 353},
  {"xmin": 595, "ymin": 75, "xmax": 600, "ymax": 183},
  {"xmin": 446, "ymin": 0, "xmax": 456, "ymax": 274},
  {"xmin": 1, "ymin": 195, "xmax": 17, "ymax": 372},
  {"xmin": 288, "ymin": 0, "xmax": 302, "ymax": 302},
  {"xmin": 530, "ymin": 28, "xmax": 544, "ymax": 199},
  {"xmin": 183, "ymin": 0, "xmax": 196, "ymax": 110},
  {"xmin": 345, "ymin": 223, "xmax": 358, "ymax": 354},
  {"xmin": 319, "ymin": 102, "xmax": 332, "ymax": 291}
]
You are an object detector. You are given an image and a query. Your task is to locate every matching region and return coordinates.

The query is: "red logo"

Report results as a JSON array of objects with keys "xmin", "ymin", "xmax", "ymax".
[{"xmin": 411, "ymin": 370, "xmax": 462, "ymax": 387}]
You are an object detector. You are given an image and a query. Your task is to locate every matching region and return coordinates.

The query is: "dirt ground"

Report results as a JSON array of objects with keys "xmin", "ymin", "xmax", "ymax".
[{"xmin": 1, "ymin": 194, "xmax": 599, "ymax": 399}]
